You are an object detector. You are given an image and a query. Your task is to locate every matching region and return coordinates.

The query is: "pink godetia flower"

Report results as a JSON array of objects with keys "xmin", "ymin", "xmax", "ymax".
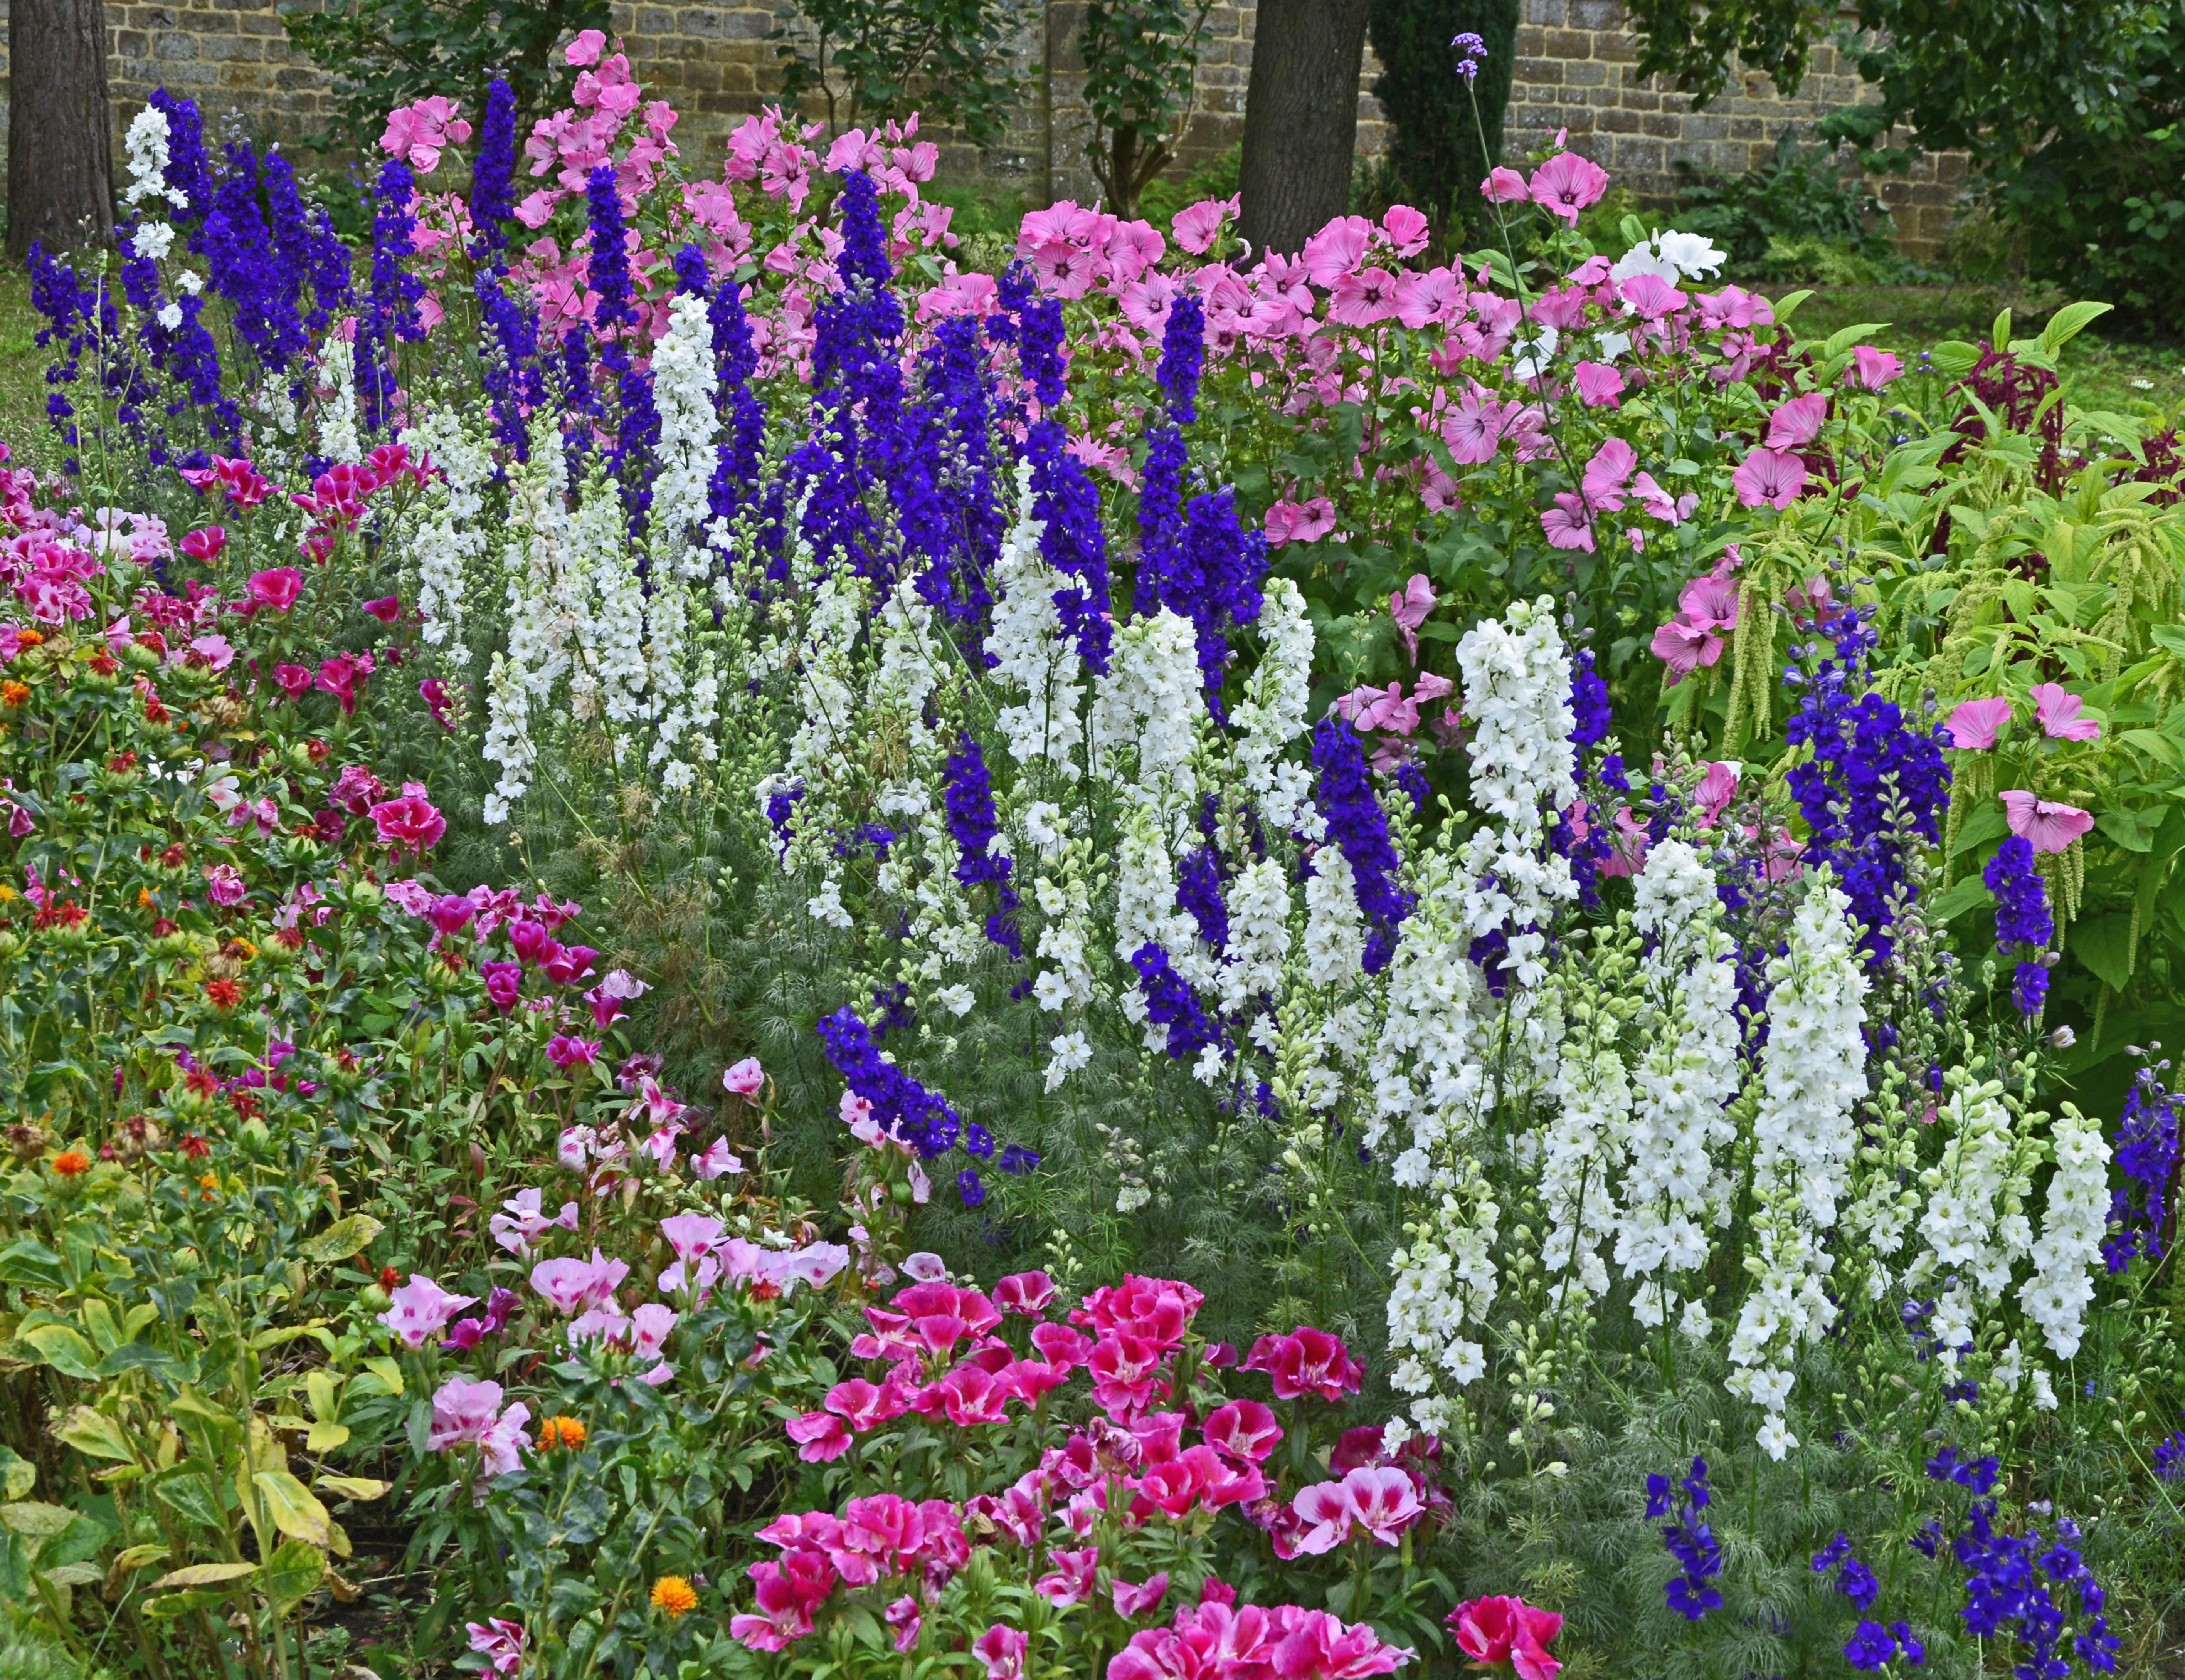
[
  {"xmin": 186, "ymin": 633, "xmax": 235, "ymax": 671},
  {"xmin": 1946, "ymin": 697, "xmax": 2012, "ymax": 750},
  {"xmin": 466, "ymin": 1618, "xmax": 526, "ymax": 1677},
  {"xmin": 489, "ymin": 1187, "xmax": 579, "ymax": 1257},
  {"xmin": 1288, "ymin": 1466, "xmax": 1424, "ymax": 1553},
  {"xmin": 1036, "ymin": 1546, "xmax": 1099, "ymax": 1608},
  {"xmin": 380, "ymin": 1274, "xmax": 478, "ymax": 1349},
  {"xmin": 1075, "ymin": 1273, "xmax": 1206, "ymax": 1349},
  {"xmin": 1335, "ymin": 672, "xmax": 1455, "ymax": 739},
  {"xmin": 274, "ymin": 663, "xmax": 313, "ymax": 702},
  {"xmin": 203, "ymin": 862, "xmax": 248, "ymax": 907},
  {"xmin": 1765, "ymin": 391, "xmax": 1829, "ymax": 450},
  {"xmin": 428, "ymin": 1377, "xmax": 530, "ymax": 1475},
  {"xmin": 723, "ymin": 1056, "xmax": 766, "ymax": 1097},
  {"xmin": 2030, "ymin": 682, "xmax": 2101, "ymax": 741},
  {"xmin": 826, "ymin": 1377, "xmax": 912, "ymax": 1434},
  {"xmin": 1203, "ymin": 1398, "xmax": 1284, "ymax": 1463},
  {"xmin": 1573, "ymin": 360, "xmax": 1626, "ymax": 408},
  {"xmin": 245, "ymin": 564, "xmax": 304, "ymax": 614},
  {"xmin": 659, "ymin": 1212, "xmax": 726, "ymax": 1265},
  {"xmin": 381, "ymin": 95, "xmax": 471, "ymax": 173},
  {"xmin": 995, "ymin": 1269, "xmax": 1056, "ymax": 1315},
  {"xmin": 1449, "ymin": 1595, "xmax": 1564, "ymax": 1680},
  {"xmin": 1731, "ymin": 446, "xmax": 1808, "ymax": 509},
  {"xmin": 2000, "ymin": 791, "xmax": 2094, "ymax": 855},
  {"xmin": 1481, "ymin": 166, "xmax": 1530, "ymax": 203},
  {"xmin": 691, "ymin": 1137, "xmax": 743, "ymax": 1179},
  {"xmin": 180, "ymin": 525, "xmax": 227, "ymax": 563},
  {"xmin": 729, "ymin": 1554, "xmax": 833, "ymax": 1652},
  {"xmin": 787, "ymin": 1410, "xmax": 854, "ymax": 1462},
  {"xmin": 1264, "ymin": 497, "xmax": 1337, "ymax": 548},
  {"xmin": 1389, "ymin": 573, "xmax": 1435, "ymax": 662},
  {"xmin": 973, "ymin": 1623, "xmax": 1028, "ymax": 1680},
  {"xmin": 480, "ymin": 960, "xmax": 523, "ymax": 1012},
  {"xmin": 370, "ymin": 785, "xmax": 447, "ymax": 856},
  {"xmin": 1851, "ymin": 345, "xmax": 1904, "ymax": 390},
  {"xmin": 885, "ymin": 1596, "xmax": 922, "ymax": 1653},
  {"xmin": 1243, "ymin": 1325, "xmax": 1364, "ymax": 1401},
  {"xmin": 1694, "ymin": 760, "xmax": 1741, "ymax": 827},
  {"xmin": 314, "ymin": 651, "xmax": 374, "ymax": 714},
  {"xmin": 1112, "ymin": 1572, "xmax": 1171, "ymax": 1619},
  {"xmin": 902, "ymin": 1251, "xmax": 951, "ymax": 1284},
  {"xmin": 363, "ymin": 595, "xmax": 402, "ymax": 623},
  {"xmin": 1529, "ymin": 151, "xmax": 1610, "ymax": 224},
  {"xmin": 1172, "ymin": 195, "xmax": 1238, "ymax": 255},
  {"xmin": 1649, "ymin": 569, "xmax": 1741, "ymax": 685},
  {"xmin": 529, "ymin": 1248, "xmax": 630, "ymax": 1315}
]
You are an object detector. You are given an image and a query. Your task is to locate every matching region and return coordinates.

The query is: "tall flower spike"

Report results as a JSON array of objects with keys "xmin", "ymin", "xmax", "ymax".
[{"xmin": 470, "ymin": 78, "xmax": 517, "ymax": 254}]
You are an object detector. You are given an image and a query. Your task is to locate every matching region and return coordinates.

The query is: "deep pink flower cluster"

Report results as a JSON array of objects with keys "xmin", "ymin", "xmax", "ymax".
[{"xmin": 1112, "ymin": 1587, "xmax": 1415, "ymax": 1680}]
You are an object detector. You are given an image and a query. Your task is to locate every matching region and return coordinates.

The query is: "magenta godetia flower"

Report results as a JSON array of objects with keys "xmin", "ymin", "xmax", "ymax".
[
  {"xmin": 378, "ymin": 1273, "xmax": 477, "ymax": 1348},
  {"xmin": 1448, "ymin": 1595, "xmax": 1564, "ymax": 1680}
]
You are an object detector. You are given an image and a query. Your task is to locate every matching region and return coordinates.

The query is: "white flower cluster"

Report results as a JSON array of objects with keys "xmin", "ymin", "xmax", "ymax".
[
  {"xmin": 1726, "ymin": 874, "xmax": 1870, "ymax": 1458},
  {"xmin": 123, "ymin": 107, "xmax": 187, "ymax": 210},
  {"xmin": 2019, "ymin": 1102, "xmax": 2111, "ymax": 1360},
  {"xmin": 1617, "ymin": 837, "xmax": 1740, "ymax": 1317},
  {"xmin": 399, "ymin": 405, "xmax": 493, "ymax": 648},
  {"xmin": 649, "ymin": 291, "xmax": 719, "ymax": 572},
  {"xmin": 481, "ymin": 410, "xmax": 572, "ymax": 825},
  {"xmin": 1091, "ymin": 607, "xmax": 1204, "ymax": 816},
  {"xmin": 986, "ymin": 463, "xmax": 1084, "ymax": 780},
  {"xmin": 1231, "ymin": 578, "xmax": 1317, "ymax": 832}
]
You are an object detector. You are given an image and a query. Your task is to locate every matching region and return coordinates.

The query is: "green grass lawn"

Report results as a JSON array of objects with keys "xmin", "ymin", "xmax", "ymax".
[{"xmin": 0, "ymin": 262, "xmax": 2173, "ymax": 477}]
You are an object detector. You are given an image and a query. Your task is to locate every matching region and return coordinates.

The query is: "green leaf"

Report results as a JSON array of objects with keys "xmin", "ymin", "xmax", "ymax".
[
  {"xmin": 19, "ymin": 1324, "xmax": 99, "ymax": 1380},
  {"xmin": 0, "ymin": 1239, "xmax": 66, "ymax": 1288},
  {"xmin": 152, "ymin": 1470, "xmax": 225, "ymax": 1530},
  {"xmin": 1927, "ymin": 876, "xmax": 1995, "ymax": 923},
  {"xmin": 1951, "ymin": 800, "xmax": 2011, "ymax": 857},
  {"xmin": 251, "ymin": 1471, "xmax": 331, "ymax": 1547},
  {"xmin": 262, "ymin": 1540, "xmax": 325, "ymax": 1618},
  {"xmin": 358, "ymin": 1356, "xmax": 405, "ymax": 1397},
  {"xmin": 2039, "ymin": 301, "xmax": 2113, "ymax": 354},
  {"xmin": 1823, "ymin": 323, "xmax": 1889, "ymax": 358},
  {"xmin": 1770, "ymin": 289, "xmax": 1815, "ymax": 325},
  {"xmin": 2095, "ymin": 807, "xmax": 2158, "ymax": 853},
  {"xmin": 1928, "ymin": 340, "xmax": 1983, "ymax": 376},
  {"xmin": 2150, "ymin": 624, "xmax": 2185, "ymax": 661},
  {"xmin": 40, "ymin": 1562, "xmax": 104, "ymax": 1587},
  {"xmin": 2073, "ymin": 913, "xmax": 2136, "ymax": 990},
  {"xmin": 301, "ymin": 1214, "xmax": 384, "ymax": 1266}
]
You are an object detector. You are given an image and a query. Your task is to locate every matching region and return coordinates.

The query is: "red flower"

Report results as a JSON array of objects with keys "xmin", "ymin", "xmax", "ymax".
[
  {"xmin": 368, "ymin": 790, "xmax": 446, "ymax": 857},
  {"xmin": 1243, "ymin": 1326, "xmax": 1363, "ymax": 1402},
  {"xmin": 179, "ymin": 1134, "xmax": 210, "ymax": 1158},
  {"xmin": 52, "ymin": 1149, "xmax": 92, "ymax": 1178},
  {"xmin": 204, "ymin": 977, "xmax": 243, "ymax": 1011},
  {"xmin": 1448, "ymin": 1596, "xmax": 1563, "ymax": 1680}
]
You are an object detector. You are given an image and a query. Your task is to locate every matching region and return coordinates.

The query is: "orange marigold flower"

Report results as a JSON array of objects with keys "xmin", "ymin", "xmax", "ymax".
[
  {"xmin": 52, "ymin": 1149, "xmax": 92, "ymax": 1178},
  {"xmin": 204, "ymin": 977, "xmax": 243, "ymax": 1011},
  {"xmin": 649, "ymin": 1577, "xmax": 698, "ymax": 1618},
  {"xmin": 15, "ymin": 630, "xmax": 40, "ymax": 647},
  {"xmin": 537, "ymin": 1416, "xmax": 588, "ymax": 1451},
  {"xmin": 138, "ymin": 888, "xmax": 155, "ymax": 909},
  {"xmin": 198, "ymin": 1172, "xmax": 220, "ymax": 1199},
  {"xmin": 1, "ymin": 682, "xmax": 28, "ymax": 707}
]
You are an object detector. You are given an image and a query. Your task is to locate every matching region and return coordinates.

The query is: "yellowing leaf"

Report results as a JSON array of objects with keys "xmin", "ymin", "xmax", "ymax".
[
  {"xmin": 112, "ymin": 1544, "xmax": 171, "ymax": 1572},
  {"xmin": 150, "ymin": 1561, "xmax": 259, "ymax": 1590},
  {"xmin": 251, "ymin": 1470, "xmax": 331, "ymax": 1548},
  {"xmin": 57, "ymin": 1405, "xmax": 138, "ymax": 1464},
  {"xmin": 304, "ymin": 1371, "xmax": 342, "ymax": 1425},
  {"xmin": 357, "ymin": 1356, "xmax": 404, "ymax": 1397},
  {"xmin": 304, "ymin": 1421, "xmax": 351, "ymax": 1453},
  {"xmin": 314, "ymin": 1475, "xmax": 390, "ymax": 1502},
  {"xmin": 301, "ymin": 1215, "xmax": 384, "ymax": 1265}
]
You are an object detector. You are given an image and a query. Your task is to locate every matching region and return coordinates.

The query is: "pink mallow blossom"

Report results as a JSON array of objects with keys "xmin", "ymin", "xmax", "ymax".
[
  {"xmin": 380, "ymin": 1274, "xmax": 477, "ymax": 1348},
  {"xmin": 1946, "ymin": 697, "xmax": 2012, "ymax": 750},
  {"xmin": 1731, "ymin": 446, "xmax": 1808, "ymax": 509},
  {"xmin": 2031, "ymin": 682, "xmax": 2101, "ymax": 741},
  {"xmin": 427, "ymin": 1377, "xmax": 530, "ymax": 1476},
  {"xmin": 2000, "ymin": 791, "xmax": 2094, "ymax": 855}
]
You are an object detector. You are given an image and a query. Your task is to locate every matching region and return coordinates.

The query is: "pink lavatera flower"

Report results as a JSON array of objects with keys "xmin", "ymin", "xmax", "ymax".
[
  {"xmin": 1481, "ymin": 165, "xmax": 1530, "ymax": 203},
  {"xmin": 1264, "ymin": 497, "xmax": 1337, "ymax": 548},
  {"xmin": 2001, "ymin": 791, "xmax": 2094, "ymax": 854},
  {"xmin": 1573, "ymin": 360, "xmax": 1626, "ymax": 407},
  {"xmin": 2030, "ymin": 682, "xmax": 2101, "ymax": 741},
  {"xmin": 1731, "ymin": 445, "xmax": 1808, "ymax": 509},
  {"xmin": 1694, "ymin": 760, "xmax": 1741, "ymax": 827},
  {"xmin": 1764, "ymin": 391, "xmax": 1829, "ymax": 450},
  {"xmin": 381, "ymin": 96, "xmax": 472, "ymax": 173},
  {"xmin": 380, "ymin": 1274, "xmax": 477, "ymax": 1348},
  {"xmin": 1529, "ymin": 150, "xmax": 1609, "ymax": 223},
  {"xmin": 1946, "ymin": 697, "xmax": 2012, "ymax": 749}
]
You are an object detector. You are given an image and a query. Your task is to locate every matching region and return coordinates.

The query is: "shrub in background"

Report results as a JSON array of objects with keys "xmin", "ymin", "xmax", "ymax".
[{"xmin": 1365, "ymin": 0, "xmax": 1521, "ymax": 250}]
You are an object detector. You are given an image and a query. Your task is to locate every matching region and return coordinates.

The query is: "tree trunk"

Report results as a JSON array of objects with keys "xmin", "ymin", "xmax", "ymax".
[
  {"xmin": 7, "ymin": 0, "xmax": 114, "ymax": 261},
  {"xmin": 1237, "ymin": 0, "xmax": 1371, "ymax": 257}
]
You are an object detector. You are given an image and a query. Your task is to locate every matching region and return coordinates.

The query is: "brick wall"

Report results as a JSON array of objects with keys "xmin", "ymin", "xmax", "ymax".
[{"xmin": 0, "ymin": 0, "xmax": 1961, "ymax": 255}]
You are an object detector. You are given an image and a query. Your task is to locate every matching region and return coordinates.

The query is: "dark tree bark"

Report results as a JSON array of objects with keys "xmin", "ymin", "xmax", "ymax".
[
  {"xmin": 7, "ymin": 0, "xmax": 114, "ymax": 261},
  {"xmin": 1237, "ymin": 0, "xmax": 1371, "ymax": 257}
]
